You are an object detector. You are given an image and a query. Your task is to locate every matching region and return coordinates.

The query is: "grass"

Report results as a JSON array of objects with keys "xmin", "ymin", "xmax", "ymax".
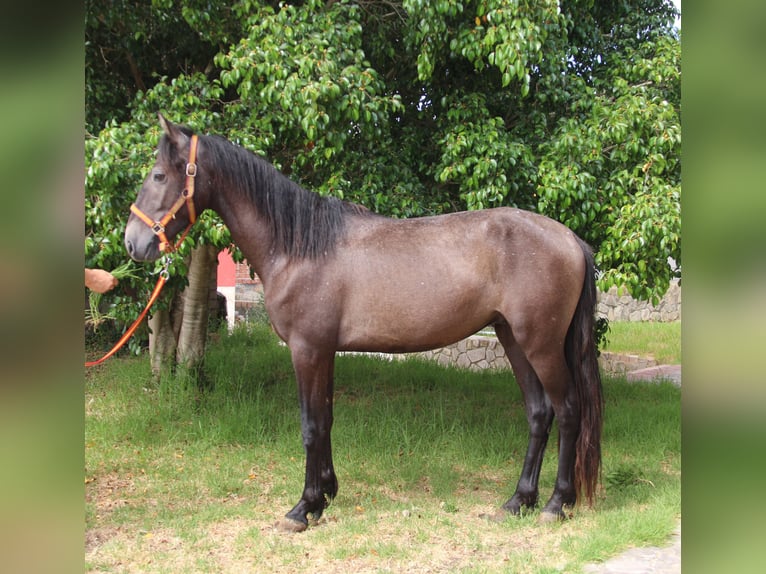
[
  {"xmin": 85, "ymin": 323, "xmax": 681, "ymax": 573},
  {"xmin": 601, "ymin": 320, "xmax": 681, "ymax": 364}
]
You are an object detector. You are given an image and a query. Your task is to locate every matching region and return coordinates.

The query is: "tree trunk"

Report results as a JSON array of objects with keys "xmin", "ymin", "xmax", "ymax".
[
  {"xmin": 148, "ymin": 308, "xmax": 175, "ymax": 377},
  {"xmin": 175, "ymin": 244, "xmax": 219, "ymax": 371},
  {"xmin": 147, "ymin": 245, "xmax": 219, "ymax": 381},
  {"xmin": 148, "ymin": 289, "xmax": 182, "ymax": 379}
]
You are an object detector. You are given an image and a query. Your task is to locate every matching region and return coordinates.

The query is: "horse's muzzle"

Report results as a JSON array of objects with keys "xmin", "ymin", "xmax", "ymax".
[{"xmin": 124, "ymin": 218, "xmax": 160, "ymax": 262}]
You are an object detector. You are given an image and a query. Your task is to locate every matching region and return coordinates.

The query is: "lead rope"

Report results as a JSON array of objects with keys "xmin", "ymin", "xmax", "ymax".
[{"xmin": 85, "ymin": 257, "xmax": 171, "ymax": 368}]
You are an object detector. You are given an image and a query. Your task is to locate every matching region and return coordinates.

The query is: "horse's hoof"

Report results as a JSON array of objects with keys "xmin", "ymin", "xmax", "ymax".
[{"xmin": 276, "ymin": 517, "xmax": 308, "ymax": 533}]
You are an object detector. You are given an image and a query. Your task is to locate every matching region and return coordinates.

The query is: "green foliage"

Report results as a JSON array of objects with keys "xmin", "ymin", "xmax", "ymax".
[
  {"xmin": 594, "ymin": 316, "xmax": 610, "ymax": 355},
  {"xmin": 85, "ymin": 0, "xmax": 239, "ymax": 133},
  {"xmin": 85, "ymin": 0, "xmax": 681, "ymax": 342},
  {"xmin": 537, "ymin": 34, "xmax": 681, "ymax": 302},
  {"xmin": 435, "ymin": 92, "xmax": 537, "ymax": 210},
  {"xmin": 213, "ymin": 0, "xmax": 407, "ymax": 207},
  {"xmin": 403, "ymin": 0, "xmax": 563, "ymax": 93}
]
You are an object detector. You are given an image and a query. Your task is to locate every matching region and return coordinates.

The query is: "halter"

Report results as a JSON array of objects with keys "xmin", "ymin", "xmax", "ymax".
[{"xmin": 130, "ymin": 134, "xmax": 199, "ymax": 253}]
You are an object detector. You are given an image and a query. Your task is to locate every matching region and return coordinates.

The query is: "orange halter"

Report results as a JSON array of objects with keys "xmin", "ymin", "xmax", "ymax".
[{"xmin": 129, "ymin": 134, "xmax": 199, "ymax": 253}]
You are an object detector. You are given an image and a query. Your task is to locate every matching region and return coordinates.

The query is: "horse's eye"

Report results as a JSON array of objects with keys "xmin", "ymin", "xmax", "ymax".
[{"xmin": 153, "ymin": 172, "xmax": 166, "ymax": 183}]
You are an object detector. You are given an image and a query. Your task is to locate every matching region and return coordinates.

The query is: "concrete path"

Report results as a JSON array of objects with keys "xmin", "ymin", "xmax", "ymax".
[
  {"xmin": 583, "ymin": 363, "xmax": 681, "ymax": 573},
  {"xmin": 583, "ymin": 523, "xmax": 681, "ymax": 574}
]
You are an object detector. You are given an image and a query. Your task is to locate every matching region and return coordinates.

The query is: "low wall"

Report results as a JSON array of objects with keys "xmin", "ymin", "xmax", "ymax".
[
  {"xmin": 411, "ymin": 337, "xmax": 657, "ymax": 375},
  {"xmin": 413, "ymin": 335, "xmax": 508, "ymax": 371},
  {"xmin": 597, "ymin": 280, "xmax": 681, "ymax": 322},
  {"xmin": 336, "ymin": 336, "xmax": 511, "ymax": 372},
  {"xmin": 596, "ymin": 351, "xmax": 657, "ymax": 374},
  {"xmin": 284, "ymin": 328, "xmax": 661, "ymax": 376}
]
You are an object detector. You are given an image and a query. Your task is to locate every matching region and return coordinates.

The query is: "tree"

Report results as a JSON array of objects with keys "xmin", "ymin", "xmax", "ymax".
[
  {"xmin": 85, "ymin": 0, "xmax": 680, "ymax": 367},
  {"xmin": 85, "ymin": 0, "xmax": 242, "ymax": 133},
  {"xmin": 535, "ymin": 5, "xmax": 681, "ymax": 302}
]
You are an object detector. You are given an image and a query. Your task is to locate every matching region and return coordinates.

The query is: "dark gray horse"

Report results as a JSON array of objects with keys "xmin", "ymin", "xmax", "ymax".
[{"xmin": 125, "ymin": 115, "xmax": 603, "ymax": 532}]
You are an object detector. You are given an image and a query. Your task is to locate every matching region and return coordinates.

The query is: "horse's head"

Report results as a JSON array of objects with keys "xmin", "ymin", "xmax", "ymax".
[{"xmin": 125, "ymin": 114, "xmax": 200, "ymax": 262}]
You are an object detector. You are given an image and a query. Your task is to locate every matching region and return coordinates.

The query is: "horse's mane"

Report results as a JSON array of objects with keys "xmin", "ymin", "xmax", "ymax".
[{"xmin": 182, "ymin": 132, "xmax": 375, "ymax": 259}]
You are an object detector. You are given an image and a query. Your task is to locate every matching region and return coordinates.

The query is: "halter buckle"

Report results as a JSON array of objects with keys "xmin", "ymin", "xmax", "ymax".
[
  {"xmin": 186, "ymin": 162, "xmax": 197, "ymax": 177},
  {"xmin": 160, "ymin": 255, "xmax": 172, "ymax": 278},
  {"xmin": 151, "ymin": 222, "xmax": 165, "ymax": 235}
]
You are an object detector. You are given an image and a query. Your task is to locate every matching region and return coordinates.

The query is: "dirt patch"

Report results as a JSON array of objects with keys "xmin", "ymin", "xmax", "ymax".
[
  {"xmin": 86, "ymin": 472, "xmax": 141, "ymax": 515},
  {"xmin": 85, "ymin": 526, "xmax": 121, "ymax": 554}
]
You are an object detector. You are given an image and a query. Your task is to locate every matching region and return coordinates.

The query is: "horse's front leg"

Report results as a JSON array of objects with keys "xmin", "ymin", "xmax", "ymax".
[{"xmin": 280, "ymin": 345, "xmax": 338, "ymax": 532}]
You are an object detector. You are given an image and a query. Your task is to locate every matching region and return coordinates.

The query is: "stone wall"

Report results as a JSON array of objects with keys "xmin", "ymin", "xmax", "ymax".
[
  {"xmin": 596, "ymin": 280, "xmax": 681, "ymax": 322},
  {"xmin": 597, "ymin": 351, "xmax": 657, "ymax": 374},
  {"xmin": 413, "ymin": 335, "xmax": 508, "ymax": 371},
  {"xmin": 262, "ymin": 319, "xmax": 667, "ymax": 376},
  {"xmin": 410, "ymin": 337, "xmax": 658, "ymax": 375}
]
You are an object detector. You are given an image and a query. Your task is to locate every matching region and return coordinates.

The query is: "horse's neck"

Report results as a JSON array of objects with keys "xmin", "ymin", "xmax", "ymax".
[{"xmin": 209, "ymin": 181, "xmax": 277, "ymax": 282}]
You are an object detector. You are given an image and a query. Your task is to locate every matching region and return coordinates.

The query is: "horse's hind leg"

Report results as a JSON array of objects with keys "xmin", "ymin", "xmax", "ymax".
[
  {"xmin": 494, "ymin": 321, "xmax": 555, "ymax": 515},
  {"xmin": 527, "ymin": 352, "xmax": 580, "ymax": 521}
]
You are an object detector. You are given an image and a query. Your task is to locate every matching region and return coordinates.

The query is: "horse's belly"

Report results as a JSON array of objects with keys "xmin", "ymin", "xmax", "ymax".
[{"xmin": 336, "ymin": 287, "xmax": 497, "ymax": 353}]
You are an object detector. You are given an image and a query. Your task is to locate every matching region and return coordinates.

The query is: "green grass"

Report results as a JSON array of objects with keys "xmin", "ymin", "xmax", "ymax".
[
  {"xmin": 601, "ymin": 320, "xmax": 681, "ymax": 364},
  {"xmin": 86, "ymin": 323, "xmax": 681, "ymax": 573}
]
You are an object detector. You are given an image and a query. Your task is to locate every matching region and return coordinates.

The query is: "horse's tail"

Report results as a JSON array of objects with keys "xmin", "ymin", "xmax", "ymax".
[{"xmin": 565, "ymin": 237, "xmax": 604, "ymax": 506}]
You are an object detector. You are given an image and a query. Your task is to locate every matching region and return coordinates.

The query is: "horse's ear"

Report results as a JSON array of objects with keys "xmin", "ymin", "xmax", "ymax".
[
  {"xmin": 158, "ymin": 112, "xmax": 172, "ymax": 135},
  {"xmin": 158, "ymin": 112, "xmax": 189, "ymax": 149}
]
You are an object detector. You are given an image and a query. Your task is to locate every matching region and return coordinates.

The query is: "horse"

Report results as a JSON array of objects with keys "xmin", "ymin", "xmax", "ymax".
[{"xmin": 125, "ymin": 114, "xmax": 603, "ymax": 532}]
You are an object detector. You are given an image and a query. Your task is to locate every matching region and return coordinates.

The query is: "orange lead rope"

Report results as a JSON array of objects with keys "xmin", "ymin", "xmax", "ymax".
[{"xmin": 85, "ymin": 271, "xmax": 168, "ymax": 367}]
